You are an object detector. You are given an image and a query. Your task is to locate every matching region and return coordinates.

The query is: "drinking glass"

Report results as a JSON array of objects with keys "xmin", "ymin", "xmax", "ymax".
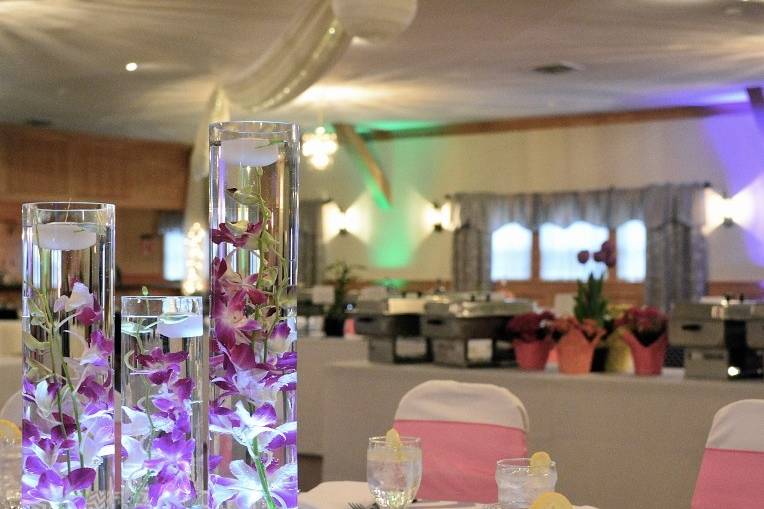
[
  {"xmin": 496, "ymin": 458, "xmax": 558, "ymax": 509},
  {"xmin": 0, "ymin": 436, "xmax": 21, "ymax": 508},
  {"xmin": 367, "ymin": 436, "xmax": 422, "ymax": 509}
]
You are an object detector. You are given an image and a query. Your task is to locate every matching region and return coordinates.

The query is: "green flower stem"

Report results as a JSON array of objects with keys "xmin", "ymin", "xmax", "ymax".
[
  {"xmin": 252, "ymin": 438, "xmax": 277, "ymax": 509},
  {"xmin": 61, "ymin": 363, "xmax": 85, "ymax": 468}
]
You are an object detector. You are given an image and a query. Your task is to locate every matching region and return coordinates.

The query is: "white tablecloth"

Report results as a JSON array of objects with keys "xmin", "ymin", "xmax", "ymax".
[
  {"xmin": 319, "ymin": 361, "xmax": 764, "ymax": 509},
  {"xmin": 297, "ymin": 336, "xmax": 368, "ymax": 455},
  {"xmin": 298, "ymin": 481, "xmax": 597, "ymax": 509}
]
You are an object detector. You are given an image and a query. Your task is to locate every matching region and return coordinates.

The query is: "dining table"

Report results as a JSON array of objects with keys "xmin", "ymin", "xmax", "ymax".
[{"xmin": 298, "ymin": 481, "xmax": 598, "ymax": 509}]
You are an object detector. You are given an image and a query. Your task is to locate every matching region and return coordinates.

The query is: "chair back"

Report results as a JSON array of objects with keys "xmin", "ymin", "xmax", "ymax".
[
  {"xmin": 0, "ymin": 390, "xmax": 21, "ymax": 425},
  {"xmin": 393, "ymin": 380, "xmax": 528, "ymax": 503},
  {"xmin": 691, "ymin": 399, "xmax": 764, "ymax": 509}
]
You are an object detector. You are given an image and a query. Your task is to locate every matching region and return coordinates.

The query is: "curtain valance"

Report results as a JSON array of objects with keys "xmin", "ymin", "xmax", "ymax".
[{"xmin": 453, "ymin": 183, "xmax": 706, "ymax": 233}]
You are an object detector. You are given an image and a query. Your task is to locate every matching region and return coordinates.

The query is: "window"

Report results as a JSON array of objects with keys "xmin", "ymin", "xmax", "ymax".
[
  {"xmin": 491, "ymin": 222, "xmax": 533, "ymax": 281},
  {"xmin": 539, "ymin": 221, "xmax": 609, "ymax": 280},
  {"xmin": 163, "ymin": 229, "xmax": 186, "ymax": 281},
  {"xmin": 616, "ymin": 220, "xmax": 646, "ymax": 282}
]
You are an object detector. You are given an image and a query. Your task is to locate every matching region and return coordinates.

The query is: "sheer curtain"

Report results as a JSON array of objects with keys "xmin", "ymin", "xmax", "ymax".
[
  {"xmin": 451, "ymin": 184, "xmax": 707, "ymax": 308},
  {"xmin": 298, "ymin": 200, "xmax": 325, "ymax": 287},
  {"xmin": 539, "ymin": 221, "xmax": 609, "ymax": 280},
  {"xmin": 643, "ymin": 183, "xmax": 707, "ymax": 310}
]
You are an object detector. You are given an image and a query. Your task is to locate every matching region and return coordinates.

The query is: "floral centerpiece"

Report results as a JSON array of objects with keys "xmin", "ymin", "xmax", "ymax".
[
  {"xmin": 119, "ymin": 295, "xmax": 205, "ymax": 508},
  {"xmin": 615, "ymin": 306, "xmax": 669, "ymax": 375},
  {"xmin": 208, "ymin": 122, "xmax": 298, "ymax": 509},
  {"xmin": 507, "ymin": 311, "xmax": 556, "ymax": 370},
  {"xmin": 21, "ymin": 202, "xmax": 115, "ymax": 509}
]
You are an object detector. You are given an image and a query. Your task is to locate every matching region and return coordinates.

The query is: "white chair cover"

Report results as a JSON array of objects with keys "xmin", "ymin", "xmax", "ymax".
[
  {"xmin": 393, "ymin": 380, "xmax": 529, "ymax": 503},
  {"xmin": 691, "ymin": 399, "xmax": 764, "ymax": 508}
]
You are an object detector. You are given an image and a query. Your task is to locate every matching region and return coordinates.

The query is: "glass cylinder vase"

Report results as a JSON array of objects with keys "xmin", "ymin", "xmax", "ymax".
[
  {"xmin": 119, "ymin": 296, "xmax": 206, "ymax": 508},
  {"xmin": 208, "ymin": 121, "xmax": 299, "ymax": 509},
  {"xmin": 21, "ymin": 202, "xmax": 115, "ymax": 509}
]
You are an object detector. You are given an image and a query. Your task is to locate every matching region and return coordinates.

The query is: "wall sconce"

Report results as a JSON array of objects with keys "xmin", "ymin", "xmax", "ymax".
[
  {"xmin": 425, "ymin": 201, "xmax": 452, "ymax": 233},
  {"xmin": 704, "ymin": 187, "xmax": 742, "ymax": 233},
  {"xmin": 720, "ymin": 195, "xmax": 736, "ymax": 227},
  {"xmin": 336, "ymin": 209, "xmax": 350, "ymax": 236}
]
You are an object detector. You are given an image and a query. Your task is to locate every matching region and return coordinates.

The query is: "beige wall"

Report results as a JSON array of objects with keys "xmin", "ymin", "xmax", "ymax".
[{"xmin": 302, "ymin": 111, "xmax": 764, "ymax": 283}]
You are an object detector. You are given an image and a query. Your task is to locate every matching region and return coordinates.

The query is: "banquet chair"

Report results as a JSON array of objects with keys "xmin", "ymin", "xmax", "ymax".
[
  {"xmin": 0, "ymin": 390, "xmax": 21, "ymax": 425},
  {"xmin": 393, "ymin": 380, "xmax": 529, "ymax": 503},
  {"xmin": 691, "ymin": 399, "xmax": 764, "ymax": 509}
]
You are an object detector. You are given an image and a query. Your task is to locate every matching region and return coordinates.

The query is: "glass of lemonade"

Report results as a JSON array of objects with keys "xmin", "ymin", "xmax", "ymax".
[
  {"xmin": 496, "ymin": 458, "xmax": 557, "ymax": 509},
  {"xmin": 367, "ymin": 436, "xmax": 422, "ymax": 509}
]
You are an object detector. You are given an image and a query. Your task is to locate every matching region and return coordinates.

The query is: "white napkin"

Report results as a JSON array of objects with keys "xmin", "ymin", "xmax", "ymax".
[{"xmin": 299, "ymin": 481, "xmax": 375, "ymax": 509}]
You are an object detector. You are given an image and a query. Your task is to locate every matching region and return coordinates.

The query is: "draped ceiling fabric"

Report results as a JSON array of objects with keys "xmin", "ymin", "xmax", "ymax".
[{"xmin": 451, "ymin": 184, "xmax": 707, "ymax": 309}]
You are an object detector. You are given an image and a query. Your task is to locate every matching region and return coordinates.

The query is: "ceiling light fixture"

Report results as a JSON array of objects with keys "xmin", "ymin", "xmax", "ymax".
[
  {"xmin": 302, "ymin": 126, "xmax": 338, "ymax": 170},
  {"xmin": 125, "ymin": 62, "xmax": 138, "ymax": 72}
]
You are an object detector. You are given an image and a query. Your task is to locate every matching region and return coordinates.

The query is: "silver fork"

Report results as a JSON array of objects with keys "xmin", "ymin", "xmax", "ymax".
[{"xmin": 348, "ymin": 504, "xmax": 367, "ymax": 509}]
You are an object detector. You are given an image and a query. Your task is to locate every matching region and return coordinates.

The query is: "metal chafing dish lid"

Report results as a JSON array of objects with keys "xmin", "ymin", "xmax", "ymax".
[
  {"xmin": 424, "ymin": 293, "xmax": 533, "ymax": 318},
  {"xmin": 353, "ymin": 297, "xmax": 429, "ymax": 315},
  {"xmin": 671, "ymin": 301, "xmax": 755, "ymax": 321}
]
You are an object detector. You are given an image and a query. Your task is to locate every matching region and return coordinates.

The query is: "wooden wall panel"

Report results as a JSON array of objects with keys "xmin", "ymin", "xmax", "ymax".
[{"xmin": 0, "ymin": 124, "xmax": 190, "ymax": 210}]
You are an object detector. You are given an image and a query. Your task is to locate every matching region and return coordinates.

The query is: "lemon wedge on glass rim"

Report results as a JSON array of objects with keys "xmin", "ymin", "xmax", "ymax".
[
  {"xmin": 385, "ymin": 428, "xmax": 405, "ymax": 461},
  {"xmin": 0, "ymin": 419, "xmax": 21, "ymax": 442},
  {"xmin": 529, "ymin": 492, "xmax": 573, "ymax": 509},
  {"xmin": 530, "ymin": 451, "xmax": 553, "ymax": 473}
]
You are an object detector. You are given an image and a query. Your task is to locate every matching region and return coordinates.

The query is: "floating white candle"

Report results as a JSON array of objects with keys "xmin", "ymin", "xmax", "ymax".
[
  {"xmin": 157, "ymin": 314, "xmax": 204, "ymax": 339},
  {"xmin": 223, "ymin": 138, "xmax": 280, "ymax": 167},
  {"xmin": 36, "ymin": 223, "xmax": 97, "ymax": 251}
]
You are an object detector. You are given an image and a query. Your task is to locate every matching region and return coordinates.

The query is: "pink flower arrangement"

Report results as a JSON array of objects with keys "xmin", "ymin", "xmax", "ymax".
[
  {"xmin": 552, "ymin": 316, "xmax": 605, "ymax": 343},
  {"xmin": 616, "ymin": 306, "xmax": 668, "ymax": 347},
  {"xmin": 508, "ymin": 311, "xmax": 556, "ymax": 342}
]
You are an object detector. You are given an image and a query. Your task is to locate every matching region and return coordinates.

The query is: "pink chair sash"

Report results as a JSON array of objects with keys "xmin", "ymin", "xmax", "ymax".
[
  {"xmin": 394, "ymin": 419, "xmax": 527, "ymax": 504},
  {"xmin": 691, "ymin": 448, "xmax": 764, "ymax": 509}
]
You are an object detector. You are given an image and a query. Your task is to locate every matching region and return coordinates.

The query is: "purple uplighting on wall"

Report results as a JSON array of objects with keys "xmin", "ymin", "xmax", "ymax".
[{"xmin": 702, "ymin": 111, "xmax": 764, "ymax": 269}]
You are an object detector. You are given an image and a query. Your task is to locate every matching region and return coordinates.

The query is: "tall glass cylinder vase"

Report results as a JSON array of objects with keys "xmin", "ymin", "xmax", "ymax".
[
  {"xmin": 21, "ymin": 202, "xmax": 115, "ymax": 509},
  {"xmin": 208, "ymin": 121, "xmax": 299, "ymax": 509},
  {"xmin": 120, "ymin": 296, "xmax": 206, "ymax": 508}
]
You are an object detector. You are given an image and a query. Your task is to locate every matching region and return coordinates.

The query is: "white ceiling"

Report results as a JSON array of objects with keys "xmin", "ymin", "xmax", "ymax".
[{"xmin": 2, "ymin": 0, "xmax": 764, "ymax": 142}]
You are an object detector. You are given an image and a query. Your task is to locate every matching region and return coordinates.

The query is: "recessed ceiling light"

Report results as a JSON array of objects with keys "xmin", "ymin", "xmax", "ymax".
[{"xmin": 125, "ymin": 62, "xmax": 138, "ymax": 72}]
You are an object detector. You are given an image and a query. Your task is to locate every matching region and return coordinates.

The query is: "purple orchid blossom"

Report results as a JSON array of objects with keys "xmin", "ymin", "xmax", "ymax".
[
  {"xmin": 24, "ymin": 468, "xmax": 95, "ymax": 509},
  {"xmin": 212, "ymin": 290, "xmax": 262, "ymax": 348},
  {"xmin": 211, "ymin": 221, "xmax": 263, "ymax": 250}
]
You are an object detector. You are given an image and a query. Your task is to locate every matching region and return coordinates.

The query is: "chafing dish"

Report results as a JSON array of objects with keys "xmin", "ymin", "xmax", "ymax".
[
  {"xmin": 747, "ymin": 303, "xmax": 764, "ymax": 350},
  {"xmin": 353, "ymin": 295, "xmax": 431, "ymax": 364},
  {"xmin": 669, "ymin": 300, "xmax": 763, "ymax": 380},
  {"xmin": 423, "ymin": 293, "xmax": 533, "ymax": 367}
]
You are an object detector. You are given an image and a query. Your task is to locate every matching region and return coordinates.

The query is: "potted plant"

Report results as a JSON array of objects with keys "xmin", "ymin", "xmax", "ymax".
[
  {"xmin": 603, "ymin": 303, "xmax": 635, "ymax": 373},
  {"xmin": 573, "ymin": 241, "xmax": 615, "ymax": 372},
  {"xmin": 615, "ymin": 306, "xmax": 668, "ymax": 375},
  {"xmin": 323, "ymin": 260, "xmax": 360, "ymax": 337},
  {"xmin": 552, "ymin": 316, "xmax": 605, "ymax": 374},
  {"xmin": 508, "ymin": 311, "xmax": 556, "ymax": 370}
]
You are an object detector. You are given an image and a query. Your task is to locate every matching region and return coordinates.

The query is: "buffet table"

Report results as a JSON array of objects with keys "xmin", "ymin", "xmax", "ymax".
[{"xmin": 320, "ymin": 360, "xmax": 764, "ymax": 509}]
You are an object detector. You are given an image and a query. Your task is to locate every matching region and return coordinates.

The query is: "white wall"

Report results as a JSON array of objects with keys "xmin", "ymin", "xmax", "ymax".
[{"xmin": 302, "ymin": 111, "xmax": 764, "ymax": 283}]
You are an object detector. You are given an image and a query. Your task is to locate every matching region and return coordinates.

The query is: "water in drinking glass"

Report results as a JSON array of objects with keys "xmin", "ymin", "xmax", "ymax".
[
  {"xmin": 496, "ymin": 457, "xmax": 557, "ymax": 509},
  {"xmin": 367, "ymin": 433, "xmax": 422, "ymax": 509}
]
